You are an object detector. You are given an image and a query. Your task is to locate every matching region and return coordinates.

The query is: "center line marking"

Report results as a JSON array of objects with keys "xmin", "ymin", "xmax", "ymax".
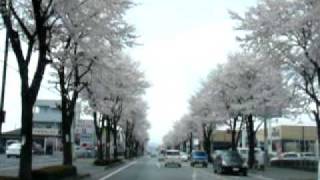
[{"xmin": 98, "ymin": 161, "xmax": 137, "ymax": 180}]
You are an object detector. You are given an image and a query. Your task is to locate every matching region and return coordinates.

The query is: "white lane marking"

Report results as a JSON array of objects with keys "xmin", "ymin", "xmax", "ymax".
[
  {"xmin": 249, "ymin": 174, "xmax": 275, "ymax": 180},
  {"xmin": 98, "ymin": 161, "xmax": 137, "ymax": 180},
  {"xmin": 192, "ymin": 168, "xmax": 197, "ymax": 180}
]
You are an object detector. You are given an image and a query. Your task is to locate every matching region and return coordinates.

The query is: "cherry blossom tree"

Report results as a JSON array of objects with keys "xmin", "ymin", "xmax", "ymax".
[
  {"xmin": 231, "ymin": 0, "xmax": 320, "ymax": 169},
  {"xmin": 82, "ymin": 52, "xmax": 149, "ymax": 160},
  {"xmin": 49, "ymin": 0, "xmax": 135, "ymax": 165}
]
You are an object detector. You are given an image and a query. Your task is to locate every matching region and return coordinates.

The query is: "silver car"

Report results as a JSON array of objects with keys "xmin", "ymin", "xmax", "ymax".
[{"xmin": 164, "ymin": 149, "xmax": 182, "ymax": 167}]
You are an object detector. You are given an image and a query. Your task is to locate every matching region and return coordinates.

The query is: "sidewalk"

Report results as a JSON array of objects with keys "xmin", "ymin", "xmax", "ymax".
[{"xmin": 250, "ymin": 167, "xmax": 317, "ymax": 180}]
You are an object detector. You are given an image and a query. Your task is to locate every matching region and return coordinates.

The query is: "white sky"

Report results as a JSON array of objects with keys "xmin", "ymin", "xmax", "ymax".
[
  {"xmin": 125, "ymin": 0, "xmax": 258, "ymax": 144},
  {"xmin": 5, "ymin": 0, "xmax": 314, "ymax": 145}
]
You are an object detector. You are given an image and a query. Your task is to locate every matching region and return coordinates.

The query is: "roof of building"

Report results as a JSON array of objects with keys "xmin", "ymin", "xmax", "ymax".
[{"xmin": 35, "ymin": 99, "xmax": 61, "ymax": 108}]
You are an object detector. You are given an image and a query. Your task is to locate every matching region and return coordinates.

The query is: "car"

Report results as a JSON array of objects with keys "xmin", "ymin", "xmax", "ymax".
[
  {"xmin": 6, "ymin": 143, "xmax": 21, "ymax": 158},
  {"xmin": 237, "ymin": 147, "xmax": 264, "ymax": 169},
  {"xmin": 180, "ymin": 151, "xmax": 189, "ymax": 162},
  {"xmin": 190, "ymin": 151, "xmax": 208, "ymax": 167},
  {"xmin": 75, "ymin": 146, "xmax": 95, "ymax": 158},
  {"xmin": 213, "ymin": 150, "xmax": 247, "ymax": 176},
  {"xmin": 32, "ymin": 142, "xmax": 45, "ymax": 155},
  {"xmin": 164, "ymin": 149, "xmax": 182, "ymax": 167},
  {"xmin": 270, "ymin": 152, "xmax": 301, "ymax": 161},
  {"xmin": 158, "ymin": 149, "xmax": 166, "ymax": 161},
  {"xmin": 300, "ymin": 152, "xmax": 315, "ymax": 160}
]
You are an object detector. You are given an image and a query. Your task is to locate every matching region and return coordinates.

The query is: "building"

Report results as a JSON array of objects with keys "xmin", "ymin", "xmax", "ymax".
[
  {"xmin": 1, "ymin": 99, "xmax": 81, "ymax": 154},
  {"xmin": 256, "ymin": 125, "xmax": 317, "ymax": 154},
  {"xmin": 211, "ymin": 130, "xmax": 232, "ymax": 150}
]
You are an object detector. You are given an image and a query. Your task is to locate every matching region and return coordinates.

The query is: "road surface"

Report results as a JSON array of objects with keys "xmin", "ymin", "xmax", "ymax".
[{"xmin": 87, "ymin": 156, "xmax": 273, "ymax": 180}]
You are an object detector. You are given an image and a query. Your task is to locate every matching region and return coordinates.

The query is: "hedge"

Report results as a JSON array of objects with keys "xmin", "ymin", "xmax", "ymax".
[
  {"xmin": 271, "ymin": 159, "xmax": 317, "ymax": 172},
  {"xmin": 0, "ymin": 165, "xmax": 77, "ymax": 180},
  {"xmin": 0, "ymin": 177, "xmax": 19, "ymax": 180},
  {"xmin": 32, "ymin": 165, "xmax": 77, "ymax": 180}
]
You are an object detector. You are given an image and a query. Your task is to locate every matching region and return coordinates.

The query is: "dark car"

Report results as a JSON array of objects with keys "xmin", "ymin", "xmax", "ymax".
[
  {"xmin": 190, "ymin": 151, "xmax": 208, "ymax": 167},
  {"xmin": 213, "ymin": 151, "xmax": 247, "ymax": 176}
]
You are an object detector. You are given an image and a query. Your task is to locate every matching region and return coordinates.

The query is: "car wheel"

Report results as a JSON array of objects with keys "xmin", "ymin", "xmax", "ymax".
[
  {"xmin": 203, "ymin": 163, "xmax": 208, "ymax": 168},
  {"xmin": 164, "ymin": 163, "xmax": 167, "ymax": 167},
  {"xmin": 190, "ymin": 163, "xmax": 194, "ymax": 167},
  {"xmin": 7, "ymin": 155, "xmax": 10, "ymax": 158},
  {"xmin": 242, "ymin": 169, "xmax": 247, "ymax": 176},
  {"xmin": 178, "ymin": 164, "xmax": 182, "ymax": 168},
  {"xmin": 218, "ymin": 166, "xmax": 223, "ymax": 174}
]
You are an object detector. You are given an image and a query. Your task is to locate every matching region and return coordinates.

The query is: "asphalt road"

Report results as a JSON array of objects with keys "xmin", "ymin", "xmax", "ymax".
[{"xmin": 89, "ymin": 156, "xmax": 272, "ymax": 180}]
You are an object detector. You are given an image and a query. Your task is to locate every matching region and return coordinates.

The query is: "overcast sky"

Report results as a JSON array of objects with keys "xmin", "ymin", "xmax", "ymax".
[
  {"xmin": 6, "ymin": 0, "xmax": 313, "ymax": 145},
  {"xmin": 125, "ymin": 0, "xmax": 258, "ymax": 144}
]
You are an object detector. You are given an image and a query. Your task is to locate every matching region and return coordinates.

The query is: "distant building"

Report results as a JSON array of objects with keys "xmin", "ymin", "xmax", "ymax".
[
  {"xmin": 1, "ymin": 99, "xmax": 81, "ymax": 154},
  {"xmin": 256, "ymin": 125, "xmax": 317, "ymax": 153},
  {"xmin": 211, "ymin": 130, "xmax": 233, "ymax": 150}
]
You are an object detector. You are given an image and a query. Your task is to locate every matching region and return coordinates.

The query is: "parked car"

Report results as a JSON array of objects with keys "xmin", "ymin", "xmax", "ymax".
[
  {"xmin": 164, "ymin": 149, "xmax": 182, "ymax": 167},
  {"xmin": 180, "ymin": 151, "xmax": 189, "ymax": 162},
  {"xmin": 6, "ymin": 143, "xmax": 21, "ymax": 158},
  {"xmin": 270, "ymin": 152, "xmax": 301, "ymax": 161},
  {"xmin": 213, "ymin": 150, "xmax": 247, "ymax": 176},
  {"xmin": 75, "ymin": 146, "xmax": 95, "ymax": 158},
  {"xmin": 237, "ymin": 147, "xmax": 264, "ymax": 169},
  {"xmin": 300, "ymin": 152, "xmax": 315, "ymax": 160},
  {"xmin": 190, "ymin": 151, "xmax": 208, "ymax": 167},
  {"xmin": 32, "ymin": 142, "xmax": 45, "ymax": 155}
]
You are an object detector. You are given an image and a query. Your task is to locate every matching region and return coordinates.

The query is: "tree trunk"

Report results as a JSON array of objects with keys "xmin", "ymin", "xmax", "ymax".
[
  {"xmin": 124, "ymin": 120, "xmax": 128, "ymax": 159},
  {"xmin": 112, "ymin": 125, "xmax": 118, "ymax": 160},
  {"xmin": 231, "ymin": 117, "xmax": 237, "ymax": 150},
  {"xmin": 247, "ymin": 114, "xmax": 255, "ymax": 168},
  {"xmin": 105, "ymin": 117, "xmax": 111, "ymax": 161},
  {"xmin": 312, "ymin": 110, "xmax": 320, "ymax": 180},
  {"xmin": 19, "ymin": 100, "xmax": 33, "ymax": 180},
  {"xmin": 189, "ymin": 132, "xmax": 193, "ymax": 155},
  {"xmin": 62, "ymin": 116, "xmax": 72, "ymax": 165},
  {"xmin": 93, "ymin": 112, "xmax": 103, "ymax": 160}
]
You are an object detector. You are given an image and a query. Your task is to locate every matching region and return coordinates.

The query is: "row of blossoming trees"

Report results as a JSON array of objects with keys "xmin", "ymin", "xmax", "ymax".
[
  {"xmin": 163, "ymin": 0, "xmax": 320, "ymax": 170},
  {"xmin": 0, "ymin": 0, "xmax": 149, "ymax": 179}
]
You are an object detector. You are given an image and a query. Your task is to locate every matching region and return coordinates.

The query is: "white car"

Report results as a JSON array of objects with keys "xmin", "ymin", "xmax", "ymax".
[
  {"xmin": 237, "ymin": 147, "xmax": 264, "ymax": 169},
  {"xmin": 271, "ymin": 152, "xmax": 301, "ymax": 161},
  {"xmin": 164, "ymin": 149, "xmax": 182, "ymax": 167},
  {"xmin": 180, "ymin": 152, "xmax": 189, "ymax": 162},
  {"xmin": 6, "ymin": 143, "xmax": 21, "ymax": 158},
  {"xmin": 300, "ymin": 152, "xmax": 315, "ymax": 160}
]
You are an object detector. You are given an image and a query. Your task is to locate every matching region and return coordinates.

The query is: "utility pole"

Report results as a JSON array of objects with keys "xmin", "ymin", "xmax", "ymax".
[
  {"xmin": 0, "ymin": 26, "xmax": 9, "ymax": 137},
  {"xmin": 263, "ymin": 117, "xmax": 268, "ymax": 170}
]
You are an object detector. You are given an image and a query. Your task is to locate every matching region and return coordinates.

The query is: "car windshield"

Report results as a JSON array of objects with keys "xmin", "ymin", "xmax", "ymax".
[
  {"xmin": 193, "ymin": 152, "xmax": 207, "ymax": 156},
  {"xmin": 166, "ymin": 151, "xmax": 179, "ymax": 156},
  {"xmin": 223, "ymin": 152, "xmax": 243, "ymax": 162},
  {"xmin": 284, "ymin": 154, "xmax": 298, "ymax": 158}
]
